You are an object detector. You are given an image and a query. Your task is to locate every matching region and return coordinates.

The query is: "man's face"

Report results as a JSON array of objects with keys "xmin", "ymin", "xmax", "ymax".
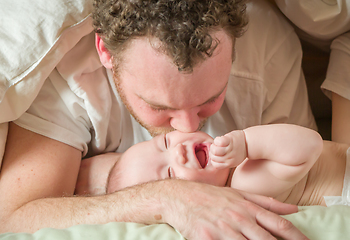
[{"xmin": 113, "ymin": 31, "xmax": 233, "ymax": 136}]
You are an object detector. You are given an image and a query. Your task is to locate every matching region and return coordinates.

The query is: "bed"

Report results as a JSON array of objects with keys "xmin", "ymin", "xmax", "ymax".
[{"xmin": 0, "ymin": 0, "xmax": 349, "ymax": 239}]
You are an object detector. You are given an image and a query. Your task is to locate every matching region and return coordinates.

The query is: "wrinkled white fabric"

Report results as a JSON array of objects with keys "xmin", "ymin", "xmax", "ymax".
[
  {"xmin": 275, "ymin": 0, "xmax": 350, "ymax": 50},
  {"xmin": 0, "ymin": 0, "xmax": 93, "ymax": 123},
  {"xmin": 0, "ymin": 0, "xmax": 93, "ymax": 166},
  {"xmin": 324, "ymin": 147, "xmax": 350, "ymax": 206},
  {"xmin": 321, "ymin": 32, "xmax": 350, "ymax": 101},
  {"xmin": 274, "ymin": 1, "xmax": 350, "ymax": 101}
]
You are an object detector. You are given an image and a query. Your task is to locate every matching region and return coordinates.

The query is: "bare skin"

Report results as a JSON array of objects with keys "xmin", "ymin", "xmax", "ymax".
[
  {"xmin": 96, "ymin": 125, "xmax": 346, "ymax": 208},
  {"xmin": 0, "ymin": 123, "xmax": 306, "ymax": 240}
]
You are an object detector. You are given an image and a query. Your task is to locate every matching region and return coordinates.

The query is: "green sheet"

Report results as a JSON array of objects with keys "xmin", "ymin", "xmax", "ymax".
[
  {"xmin": 1, "ymin": 205, "xmax": 349, "ymax": 240},
  {"xmin": 281, "ymin": 205, "xmax": 350, "ymax": 240},
  {"xmin": 0, "ymin": 223, "xmax": 184, "ymax": 240}
]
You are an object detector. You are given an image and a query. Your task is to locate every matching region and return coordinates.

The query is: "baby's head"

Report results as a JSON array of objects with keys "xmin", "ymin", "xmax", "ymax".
[{"xmin": 107, "ymin": 131, "xmax": 230, "ymax": 193}]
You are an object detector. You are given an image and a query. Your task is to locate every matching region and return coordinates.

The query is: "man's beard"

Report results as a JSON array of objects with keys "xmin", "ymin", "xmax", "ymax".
[{"xmin": 112, "ymin": 66, "xmax": 207, "ymax": 137}]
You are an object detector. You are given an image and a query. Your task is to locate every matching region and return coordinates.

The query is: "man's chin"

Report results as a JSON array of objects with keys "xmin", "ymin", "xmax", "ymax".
[{"xmin": 145, "ymin": 119, "xmax": 208, "ymax": 137}]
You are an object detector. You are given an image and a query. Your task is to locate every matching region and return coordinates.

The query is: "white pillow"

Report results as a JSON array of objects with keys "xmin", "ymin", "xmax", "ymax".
[
  {"xmin": 0, "ymin": 0, "xmax": 94, "ymax": 123},
  {"xmin": 0, "ymin": 0, "xmax": 94, "ymax": 167},
  {"xmin": 275, "ymin": 0, "xmax": 350, "ymax": 40}
]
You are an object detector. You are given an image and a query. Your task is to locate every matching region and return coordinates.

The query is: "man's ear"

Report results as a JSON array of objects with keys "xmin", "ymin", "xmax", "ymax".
[{"xmin": 95, "ymin": 33, "xmax": 113, "ymax": 69}]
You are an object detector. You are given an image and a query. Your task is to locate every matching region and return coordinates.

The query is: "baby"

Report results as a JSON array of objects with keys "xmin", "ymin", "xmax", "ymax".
[{"xmin": 103, "ymin": 124, "xmax": 349, "ymax": 206}]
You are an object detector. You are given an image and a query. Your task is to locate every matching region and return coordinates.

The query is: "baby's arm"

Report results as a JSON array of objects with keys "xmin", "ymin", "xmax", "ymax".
[
  {"xmin": 211, "ymin": 124, "xmax": 323, "ymax": 198},
  {"xmin": 75, "ymin": 152, "xmax": 122, "ymax": 196},
  {"xmin": 234, "ymin": 124, "xmax": 323, "ymax": 198}
]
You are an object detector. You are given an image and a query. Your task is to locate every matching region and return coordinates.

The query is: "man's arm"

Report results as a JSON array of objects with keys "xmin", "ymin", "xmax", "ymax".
[
  {"xmin": 0, "ymin": 123, "xmax": 159, "ymax": 232},
  {"xmin": 331, "ymin": 89, "xmax": 350, "ymax": 145},
  {"xmin": 0, "ymin": 122, "xmax": 82, "ymax": 231},
  {"xmin": 0, "ymin": 123, "xmax": 163, "ymax": 232}
]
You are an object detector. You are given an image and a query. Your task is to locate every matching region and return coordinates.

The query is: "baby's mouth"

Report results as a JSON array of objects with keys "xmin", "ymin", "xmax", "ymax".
[{"xmin": 195, "ymin": 144, "xmax": 209, "ymax": 168}]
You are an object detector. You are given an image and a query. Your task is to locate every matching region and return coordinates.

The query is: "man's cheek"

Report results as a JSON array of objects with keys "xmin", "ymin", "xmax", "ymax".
[
  {"xmin": 141, "ymin": 111, "xmax": 170, "ymax": 126},
  {"xmin": 200, "ymin": 103, "xmax": 223, "ymax": 118}
]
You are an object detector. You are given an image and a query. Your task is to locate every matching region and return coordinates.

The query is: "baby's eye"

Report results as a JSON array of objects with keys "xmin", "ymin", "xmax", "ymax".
[
  {"xmin": 164, "ymin": 134, "xmax": 168, "ymax": 149},
  {"xmin": 168, "ymin": 167, "xmax": 174, "ymax": 178}
]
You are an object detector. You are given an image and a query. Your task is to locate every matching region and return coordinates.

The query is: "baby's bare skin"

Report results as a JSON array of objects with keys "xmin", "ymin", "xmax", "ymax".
[
  {"xmin": 248, "ymin": 140, "xmax": 348, "ymax": 206},
  {"xmin": 78, "ymin": 128, "xmax": 348, "ymax": 208},
  {"xmin": 221, "ymin": 135, "xmax": 348, "ymax": 207},
  {"xmin": 297, "ymin": 141, "xmax": 348, "ymax": 206}
]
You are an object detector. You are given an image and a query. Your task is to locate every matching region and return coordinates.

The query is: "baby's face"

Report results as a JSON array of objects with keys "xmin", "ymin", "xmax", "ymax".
[{"xmin": 113, "ymin": 131, "xmax": 230, "ymax": 191}]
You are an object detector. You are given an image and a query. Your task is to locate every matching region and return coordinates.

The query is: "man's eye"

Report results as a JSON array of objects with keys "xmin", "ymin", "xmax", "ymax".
[
  {"xmin": 168, "ymin": 167, "xmax": 174, "ymax": 178},
  {"xmin": 164, "ymin": 134, "xmax": 168, "ymax": 149},
  {"xmin": 151, "ymin": 106, "xmax": 167, "ymax": 112},
  {"xmin": 206, "ymin": 97, "xmax": 218, "ymax": 105}
]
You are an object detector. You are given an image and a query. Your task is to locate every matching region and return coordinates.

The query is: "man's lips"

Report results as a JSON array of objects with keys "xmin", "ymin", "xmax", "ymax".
[{"xmin": 195, "ymin": 144, "xmax": 209, "ymax": 168}]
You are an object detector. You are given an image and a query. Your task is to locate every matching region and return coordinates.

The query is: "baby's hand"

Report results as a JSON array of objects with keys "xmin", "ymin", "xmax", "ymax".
[{"xmin": 209, "ymin": 130, "xmax": 247, "ymax": 169}]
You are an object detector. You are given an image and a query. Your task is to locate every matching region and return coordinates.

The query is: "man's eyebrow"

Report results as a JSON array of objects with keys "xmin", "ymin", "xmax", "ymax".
[
  {"xmin": 140, "ymin": 81, "xmax": 228, "ymax": 110},
  {"xmin": 198, "ymin": 81, "xmax": 228, "ymax": 106}
]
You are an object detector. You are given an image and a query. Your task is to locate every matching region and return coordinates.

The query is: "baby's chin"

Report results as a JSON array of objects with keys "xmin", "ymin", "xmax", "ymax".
[{"xmin": 198, "ymin": 167, "xmax": 231, "ymax": 187}]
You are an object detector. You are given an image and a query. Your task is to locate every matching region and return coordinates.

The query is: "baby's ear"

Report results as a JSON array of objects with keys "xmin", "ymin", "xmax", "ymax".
[{"xmin": 95, "ymin": 33, "xmax": 113, "ymax": 69}]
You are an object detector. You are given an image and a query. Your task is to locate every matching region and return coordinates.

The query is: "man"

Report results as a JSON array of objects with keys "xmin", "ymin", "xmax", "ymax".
[{"xmin": 0, "ymin": 0, "xmax": 314, "ymax": 239}]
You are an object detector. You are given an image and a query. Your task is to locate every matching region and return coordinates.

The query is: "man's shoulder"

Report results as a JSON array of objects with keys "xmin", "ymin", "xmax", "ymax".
[{"xmin": 56, "ymin": 32, "xmax": 102, "ymax": 83}]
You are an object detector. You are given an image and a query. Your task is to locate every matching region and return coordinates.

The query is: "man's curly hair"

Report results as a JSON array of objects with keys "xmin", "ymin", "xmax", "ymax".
[{"xmin": 93, "ymin": 0, "xmax": 248, "ymax": 72}]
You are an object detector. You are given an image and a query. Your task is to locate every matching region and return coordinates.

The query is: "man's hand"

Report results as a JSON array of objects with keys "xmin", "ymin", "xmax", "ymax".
[
  {"xmin": 75, "ymin": 153, "xmax": 121, "ymax": 196},
  {"xmin": 158, "ymin": 179, "xmax": 307, "ymax": 240},
  {"xmin": 209, "ymin": 130, "xmax": 247, "ymax": 169}
]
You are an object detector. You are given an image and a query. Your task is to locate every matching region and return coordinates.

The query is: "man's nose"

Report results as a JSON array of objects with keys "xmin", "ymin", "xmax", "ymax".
[{"xmin": 169, "ymin": 109, "xmax": 200, "ymax": 133}]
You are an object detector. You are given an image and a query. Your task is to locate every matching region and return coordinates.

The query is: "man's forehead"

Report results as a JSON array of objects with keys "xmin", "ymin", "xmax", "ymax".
[
  {"xmin": 120, "ymin": 30, "xmax": 233, "ymax": 68},
  {"xmin": 139, "ymin": 81, "xmax": 228, "ymax": 110},
  {"xmin": 118, "ymin": 31, "xmax": 232, "ymax": 107}
]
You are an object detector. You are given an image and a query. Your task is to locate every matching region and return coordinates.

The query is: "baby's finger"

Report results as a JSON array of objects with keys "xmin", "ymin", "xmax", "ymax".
[
  {"xmin": 210, "ymin": 144, "xmax": 228, "ymax": 157},
  {"xmin": 209, "ymin": 151, "xmax": 227, "ymax": 163},
  {"xmin": 210, "ymin": 158, "xmax": 231, "ymax": 169},
  {"xmin": 213, "ymin": 135, "xmax": 230, "ymax": 147}
]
